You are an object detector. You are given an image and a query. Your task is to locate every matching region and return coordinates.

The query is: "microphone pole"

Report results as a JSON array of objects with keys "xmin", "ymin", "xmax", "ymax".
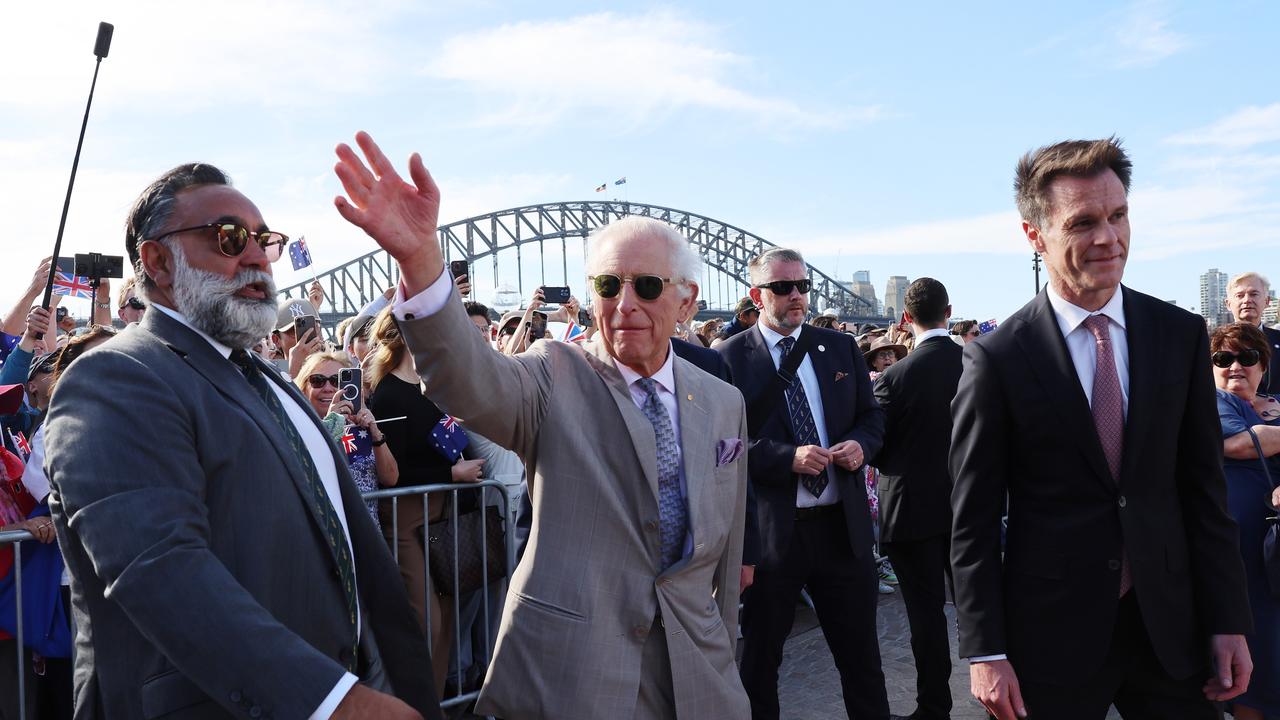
[{"xmin": 36, "ymin": 21, "xmax": 113, "ymax": 340}]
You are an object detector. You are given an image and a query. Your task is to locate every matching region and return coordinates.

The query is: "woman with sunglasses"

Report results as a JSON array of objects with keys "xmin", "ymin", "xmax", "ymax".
[
  {"xmin": 1211, "ymin": 322, "xmax": 1280, "ymax": 719},
  {"xmin": 293, "ymin": 351, "xmax": 397, "ymax": 527}
]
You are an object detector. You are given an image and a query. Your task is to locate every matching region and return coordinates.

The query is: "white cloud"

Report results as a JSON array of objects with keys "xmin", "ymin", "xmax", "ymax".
[
  {"xmin": 1109, "ymin": 0, "xmax": 1190, "ymax": 68},
  {"xmin": 423, "ymin": 11, "xmax": 876, "ymax": 130},
  {"xmin": 790, "ymin": 211, "xmax": 1026, "ymax": 258},
  {"xmin": 1165, "ymin": 103, "xmax": 1280, "ymax": 149}
]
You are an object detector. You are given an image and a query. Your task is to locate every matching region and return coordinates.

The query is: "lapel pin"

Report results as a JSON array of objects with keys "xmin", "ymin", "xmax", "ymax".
[
  {"xmin": 687, "ymin": 393, "xmax": 693, "ymax": 401},
  {"xmin": 817, "ymin": 344, "xmax": 826, "ymax": 352}
]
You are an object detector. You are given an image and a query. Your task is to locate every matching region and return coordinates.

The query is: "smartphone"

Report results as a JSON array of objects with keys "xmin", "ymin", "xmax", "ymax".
[
  {"xmin": 294, "ymin": 314, "xmax": 318, "ymax": 342},
  {"xmin": 541, "ymin": 286, "xmax": 571, "ymax": 304},
  {"xmin": 450, "ymin": 260, "xmax": 469, "ymax": 280},
  {"xmin": 338, "ymin": 367, "xmax": 363, "ymax": 414}
]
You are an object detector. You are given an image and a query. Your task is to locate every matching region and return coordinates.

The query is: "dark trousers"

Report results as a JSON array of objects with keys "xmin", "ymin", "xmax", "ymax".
[
  {"xmin": 739, "ymin": 507, "xmax": 889, "ymax": 720},
  {"xmin": 1015, "ymin": 592, "xmax": 1217, "ymax": 719},
  {"xmin": 882, "ymin": 533, "xmax": 954, "ymax": 720}
]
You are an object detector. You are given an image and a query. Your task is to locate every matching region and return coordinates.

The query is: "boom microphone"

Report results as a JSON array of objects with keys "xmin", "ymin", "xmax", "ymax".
[{"xmin": 36, "ymin": 21, "xmax": 114, "ymax": 339}]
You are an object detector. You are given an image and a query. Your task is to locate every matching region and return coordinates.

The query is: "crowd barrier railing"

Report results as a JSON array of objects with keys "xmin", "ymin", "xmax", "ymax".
[{"xmin": 0, "ymin": 478, "xmax": 518, "ymax": 718}]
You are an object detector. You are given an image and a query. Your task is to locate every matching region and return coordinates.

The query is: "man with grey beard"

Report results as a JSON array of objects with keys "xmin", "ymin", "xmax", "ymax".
[{"xmin": 41, "ymin": 164, "xmax": 438, "ymax": 720}]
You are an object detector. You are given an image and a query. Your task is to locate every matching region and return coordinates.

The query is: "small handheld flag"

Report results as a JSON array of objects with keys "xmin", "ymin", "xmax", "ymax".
[
  {"xmin": 978, "ymin": 318, "xmax": 999, "ymax": 334},
  {"xmin": 52, "ymin": 271, "xmax": 95, "ymax": 300},
  {"xmin": 430, "ymin": 415, "xmax": 470, "ymax": 463},
  {"xmin": 595, "ymin": 183, "xmax": 607, "ymax": 192},
  {"xmin": 561, "ymin": 321, "xmax": 588, "ymax": 344},
  {"xmin": 289, "ymin": 236, "xmax": 313, "ymax": 271},
  {"xmin": 614, "ymin": 177, "xmax": 626, "ymax": 186}
]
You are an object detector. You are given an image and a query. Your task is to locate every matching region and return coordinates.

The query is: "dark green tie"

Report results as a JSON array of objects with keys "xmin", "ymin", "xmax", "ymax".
[{"xmin": 230, "ymin": 349, "xmax": 359, "ymax": 671}]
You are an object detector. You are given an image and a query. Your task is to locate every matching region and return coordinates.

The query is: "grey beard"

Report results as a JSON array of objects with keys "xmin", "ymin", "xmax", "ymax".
[{"xmin": 169, "ymin": 244, "xmax": 277, "ymax": 349}]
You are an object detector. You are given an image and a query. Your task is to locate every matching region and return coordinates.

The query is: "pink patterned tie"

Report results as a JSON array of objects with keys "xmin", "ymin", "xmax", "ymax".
[{"xmin": 1083, "ymin": 314, "xmax": 1131, "ymax": 596}]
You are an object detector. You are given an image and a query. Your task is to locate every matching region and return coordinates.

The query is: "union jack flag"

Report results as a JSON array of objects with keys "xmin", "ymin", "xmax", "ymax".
[
  {"xmin": 561, "ymin": 321, "xmax": 588, "ymax": 344},
  {"xmin": 52, "ymin": 271, "xmax": 95, "ymax": 300},
  {"xmin": 340, "ymin": 430, "xmax": 358, "ymax": 454},
  {"xmin": 430, "ymin": 415, "xmax": 469, "ymax": 463},
  {"xmin": 10, "ymin": 430, "xmax": 30, "ymax": 461}
]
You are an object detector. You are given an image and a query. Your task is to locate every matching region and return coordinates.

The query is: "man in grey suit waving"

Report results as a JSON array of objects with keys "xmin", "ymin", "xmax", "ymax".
[
  {"xmin": 331, "ymin": 131, "xmax": 751, "ymax": 720},
  {"xmin": 44, "ymin": 164, "xmax": 436, "ymax": 719}
]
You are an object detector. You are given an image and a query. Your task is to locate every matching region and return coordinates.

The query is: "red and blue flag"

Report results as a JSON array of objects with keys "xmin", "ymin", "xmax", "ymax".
[
  {"xmin": 289, "ymin": 235, "xmax": 313, "ymax": 271},
  {"xmin": 430, "ymin": 415, "xmax": 469, "ymax": 463}
]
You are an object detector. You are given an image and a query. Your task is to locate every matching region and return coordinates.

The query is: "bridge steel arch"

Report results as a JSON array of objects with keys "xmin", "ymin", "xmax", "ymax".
[{"xmin": 279, "ymin": 200, "xmax": 875, "ymax": 319}]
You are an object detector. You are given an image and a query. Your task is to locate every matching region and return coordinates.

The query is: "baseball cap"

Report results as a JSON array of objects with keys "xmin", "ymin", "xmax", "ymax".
[
  {"xmin": 275, "ymin": 298, "xmax": 317, "ymax": 332},
  {"xmin": 733, "ymin": 297, "xmax": 758, "ymax": 316},
  {"xmin": 498, "ymin": 309, "xmax": 547, "ymax": 334},
  {"xmin": 0, "ymin": 384, "xmax": 23, "ymax": 415}
]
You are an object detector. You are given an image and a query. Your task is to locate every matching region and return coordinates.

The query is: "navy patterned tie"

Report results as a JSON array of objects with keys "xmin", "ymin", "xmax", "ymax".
[
  {"xmin": 636, "ymin": 378, "xmax": 689, "ymax": 569},
  {"xmin": 230, "ymin": 349, "xmax": 359, "ymax": 670},
  {"xmin": 778, "ymin": 336, "xmax": 827, "ymax": 498}
]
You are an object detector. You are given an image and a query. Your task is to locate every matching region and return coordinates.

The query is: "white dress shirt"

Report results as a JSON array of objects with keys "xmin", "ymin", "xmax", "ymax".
[
  {"xmin": 969, "ymin": 286, "xmax": 1129, "ymax": 665},
  {"xmin": 151, "ymin": 304, "xmax": 358, "ymax": 718},
  {"xmin": 754, "ymin": 322, "xmax": 840, "ymax": 508},
  {"xmin": 395, "ymin": 268, "xmax": 696, "ymax": 557}
]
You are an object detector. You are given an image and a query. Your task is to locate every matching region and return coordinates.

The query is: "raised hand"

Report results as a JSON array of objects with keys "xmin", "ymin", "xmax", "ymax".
[{"xmin": 333, "ymin": 131, "xmax": 443, "ymax": 295}]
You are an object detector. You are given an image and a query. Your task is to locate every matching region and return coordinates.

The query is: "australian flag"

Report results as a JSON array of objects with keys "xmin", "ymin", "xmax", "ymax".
[
  {"xmin": 978, "ymin": 318, "xmax": 999, "ymax": 334},
  {"xmin": 289, "ymin": 235, "xmax": 313, "ymax": 271},
  {"xmin": 614, "ymin": 176, "xmax": 627, "ymax": 186},
  {"xmin": 430, "ymin": 415, "xmax": 469, "ymax": 463}
]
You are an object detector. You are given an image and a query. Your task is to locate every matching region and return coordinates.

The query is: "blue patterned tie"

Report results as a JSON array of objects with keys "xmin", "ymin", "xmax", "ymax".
[
  {"xmin": 230, "ymin": 349, "xmax": 359, "ymax": 670},
  {"xmin": 636, "ymin": 378, "xmax": 689, "ymax": 569},
  {"xmin": 778, "ymin": 336, "xmax": 827, "ymax": 498}
]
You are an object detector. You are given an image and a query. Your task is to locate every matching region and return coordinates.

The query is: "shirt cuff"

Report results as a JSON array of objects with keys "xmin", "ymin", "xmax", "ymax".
[
  {"xmin": 968, "ymin": 654, "xmax": 1008, "ymax": 663},
  {"xmin": 393, "ymin": 268, "xmax": 452, "ymax": 320},
  {"xmin": 309, "ymin": 672, "xmax": 359, "ymax": 719}
]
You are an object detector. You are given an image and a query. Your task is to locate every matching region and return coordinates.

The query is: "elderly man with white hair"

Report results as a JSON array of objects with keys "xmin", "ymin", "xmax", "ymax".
[
  {"xmin": 331, "ymin": 132, "xmax": 751, "ymax": 720},
  {"xmin": 1226, "ymin": 271, "xmax": 1280, "ymax": 394}
]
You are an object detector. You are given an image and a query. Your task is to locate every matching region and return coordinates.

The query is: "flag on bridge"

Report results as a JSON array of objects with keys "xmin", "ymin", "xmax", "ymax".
[
  {"xmin": 595, "ymin": 183, "xmax": 607, "ymax": 192},
  {"xmin": 978, "ymin": 318, "xmax": 999, "ymax": 334},
  {"xmin": 614, "ymin": 177, "xmax": 627, "ymax": 186},
  {"xmin": 430, "ymin": 415, "xmax": 470, "ymax": 463},
  {"xmin": 52, "ymin": 271, "xmax": 95, "ymax": 300},
  {"xmin": 289, "ymin": 235, "xmax": 313, "ymax": 271}
]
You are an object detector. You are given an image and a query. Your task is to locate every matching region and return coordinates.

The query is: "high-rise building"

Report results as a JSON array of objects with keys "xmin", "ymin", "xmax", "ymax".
[
  {"xmin": 1199, "ymin": 268, "xmax": 1229, "ymax": 328},
  {"xmin": 884, "ymin": 275, "xmax": 910, "ymax": 321},
  {"xmin": 850, "ymin": 270, "xmax": 878, "ymax": 316},
  {"xmin": 1263, "ymin": 293, "xmax": 1279, "ymax": 326}
]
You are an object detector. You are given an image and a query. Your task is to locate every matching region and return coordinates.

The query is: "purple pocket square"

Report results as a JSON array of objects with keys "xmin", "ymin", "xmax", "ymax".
[{"xmin": 716, "ymin": 438, "xmax": 744, "ymax": 467}]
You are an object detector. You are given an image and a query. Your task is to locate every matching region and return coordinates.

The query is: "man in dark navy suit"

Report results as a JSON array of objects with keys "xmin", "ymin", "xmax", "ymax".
[
  {"xmin": 719, "ymin": 248, "xmax": 892, "ymax": 720},
  {"xmin": 873, "ymin": 277, "xmax": 963, "ymax": 720},
  {"xmin": 1225, "ymin": 271, "xmax": 1280, "ymax": 394}
]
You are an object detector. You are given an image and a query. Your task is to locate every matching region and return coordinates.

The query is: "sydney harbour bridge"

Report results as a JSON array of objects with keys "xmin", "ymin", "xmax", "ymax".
[{"xmin": 279, "ymin": 200, "xmax": 886, "ymax": 325}]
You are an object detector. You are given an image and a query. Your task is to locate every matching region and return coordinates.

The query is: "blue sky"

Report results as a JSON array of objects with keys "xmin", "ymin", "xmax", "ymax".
[{"xmin": 4, "ymin": 0, "xmax": 1278, "ymax": 322}]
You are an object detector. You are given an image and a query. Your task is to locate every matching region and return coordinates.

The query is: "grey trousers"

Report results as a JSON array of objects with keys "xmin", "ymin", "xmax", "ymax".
[{"xmin": 635, "ymin": 617, "xmax": 675, "ymax": 720}]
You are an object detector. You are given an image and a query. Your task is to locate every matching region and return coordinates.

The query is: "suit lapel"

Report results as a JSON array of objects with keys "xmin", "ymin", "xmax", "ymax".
[
  {"xmin": 1119, "ymin": 287, "xmax": 1152, "ymax": 487},
  {"xmin": 742, "ymin": 327, "xmax": 794, "ymax": 441},
  {"xmin": 807, "ymin": 328, "xmax": 841, "ymax": 439},
  {"xmin": 1015, "ymin": 292, "xmax": 1114, "ymax": 488},
  {"xmin": 140, "ymin": 310, "xmax": 338, "ymax": 549},
  {"xmin": 582, "ymin": 339, "xmax": 660, "ymax": 499},
  {"xmin": 673, "ymin": 357, "xmax": 711, "ymax": 554}
]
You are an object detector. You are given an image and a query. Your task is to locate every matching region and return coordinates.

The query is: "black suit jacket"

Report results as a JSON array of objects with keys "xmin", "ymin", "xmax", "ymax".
[
  {"xmin": 873, "ymin": 334, "xmax": 963, "ymax": 543},
  {"xmin": 949, "ymin": 287, "xmax": 1251, "ymax": 684},
  {"xmin": 1261, "ymin": 325, "xmax": 1280, "ymax": 395},
  {"xmin": 718, "ymin": 324, "xmax": 884, "ymax": 569}
]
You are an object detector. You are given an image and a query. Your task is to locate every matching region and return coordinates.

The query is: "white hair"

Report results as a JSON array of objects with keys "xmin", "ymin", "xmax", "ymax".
[
  {"xmin": 1228, "ymin": 271, "xmax": 1270, "ymax": 295},
  {"xmin": 585, "ymin": 217, "xmax": 702, "ymax": 299}
]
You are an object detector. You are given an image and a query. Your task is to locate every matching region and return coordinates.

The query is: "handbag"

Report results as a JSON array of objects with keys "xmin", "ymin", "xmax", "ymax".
[
  {"xmin": 423, "ymin": 495, "xmax": 506, "ymax": 597},
  {"xmin": 1244, "ymin": 427, "xmax": 1280, "ymax": 600}
]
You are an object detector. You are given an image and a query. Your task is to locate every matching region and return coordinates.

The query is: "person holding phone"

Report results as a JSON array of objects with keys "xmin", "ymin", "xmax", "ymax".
[
  {"xmin": 272, "ymin": 297, "xmax": 324, "ymax": 378},
  {"xmin": 295, "ymin": 352, "xmax": 397, "ymax": 526}
]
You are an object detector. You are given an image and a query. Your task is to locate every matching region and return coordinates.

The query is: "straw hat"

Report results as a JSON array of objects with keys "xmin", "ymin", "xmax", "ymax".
[{"xmin": 863, "ymin": 335, "xmax": 908, "ymax": 363}]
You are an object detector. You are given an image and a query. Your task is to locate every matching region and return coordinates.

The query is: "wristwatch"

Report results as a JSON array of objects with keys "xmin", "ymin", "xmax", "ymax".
[
  {"xmin": 96, "ymin": 303, "xmax": 110, "ymax": 310},
  {"xmin": 371, "ymin": 436, "xmax": 387, "ymax": 447}
]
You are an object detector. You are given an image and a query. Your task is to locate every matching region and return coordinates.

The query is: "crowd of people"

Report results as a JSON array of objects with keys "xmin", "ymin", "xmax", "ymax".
[{"xmin": 0, "ymin": 132, "xmax": 1276, "ymax": 720}]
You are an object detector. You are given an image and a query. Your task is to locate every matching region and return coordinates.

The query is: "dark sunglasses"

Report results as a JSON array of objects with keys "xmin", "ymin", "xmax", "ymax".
[
  {"xmin": 150, "ymin": 223, "xmax": 289, "ymax": 262},
  {"xmin": 1212, "ymin": 350, "xmax": 1262, "ymax": 369},
  {"xmin": 308, "ymin": 374, "xmax": 340, "ymax": 388},
  {"xmin": 754, "ymin": 279, "xmax": 812, "ymax": 295},
  {"xmin": 120, "ymin": 297, "xmax": 146, "ymax": 311},
  {"xmin": 590, "ymin": 274, "xmax": 675, "ymax": 301}
]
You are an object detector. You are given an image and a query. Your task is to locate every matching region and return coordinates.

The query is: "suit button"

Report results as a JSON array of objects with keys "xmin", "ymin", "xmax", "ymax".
[
  {"xmin": 645, "ymin": 520, "xmax": 659, "ymax": 532},
  {"xmin": 1118, "ymin": 495, "xmax": 1127, "ymax": 508},
  {"xmin": 229, "ymin": 691, "xmax": 242, "ymax": 703},
  {"xmin": 249, "ymin": 707, "xmax": 262, "ymax": 718},
  {"xmin": 1108, "ymin": 559, "xmax": 1121, "ymax": 571},
  {"xmin": 404, "ymin": 313, "xmax": 416, "ymax": 321},
  {"xmin": 633, "ymin": 625, "xmax": 648, "ymax": 639}
]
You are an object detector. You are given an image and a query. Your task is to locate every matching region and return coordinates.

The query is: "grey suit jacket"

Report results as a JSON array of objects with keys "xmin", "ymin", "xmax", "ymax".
[
  {"xmin": 43, "ymin": 309, "xmax": 436, "ymax": 720},
  {"xmin": 399, "ymin": 296, "xmax": 750, "ymax": 720}
]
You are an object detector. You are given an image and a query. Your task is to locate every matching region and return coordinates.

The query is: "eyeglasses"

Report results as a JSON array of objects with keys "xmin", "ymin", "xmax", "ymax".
[
  {"xmin": 590, "ymin": 274, "xmax": 676, "ymax": 301},
  {"xmin": 1212, "ymin": 349, "xmax": 1262, "ymax": 369},
  {"xmin": 150, "ymin": 223, "xmax": 289, "ymax": 262},
  {"xmin": 754, "ymin": 279, "xmax": 812, "ymax": 295},
  {"xmin": 308, "ymin": 374, "xmax": 340, "ymax": 388},
  {"xmin": 120, "ymin": 297, "xmax": 145, "ymax": 311}
]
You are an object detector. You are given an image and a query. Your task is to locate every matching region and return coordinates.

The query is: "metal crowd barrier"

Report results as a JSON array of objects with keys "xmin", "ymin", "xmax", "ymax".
[{"xmin": 0, "ymin": 479, "xmax": 517, "ymax": 719}]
